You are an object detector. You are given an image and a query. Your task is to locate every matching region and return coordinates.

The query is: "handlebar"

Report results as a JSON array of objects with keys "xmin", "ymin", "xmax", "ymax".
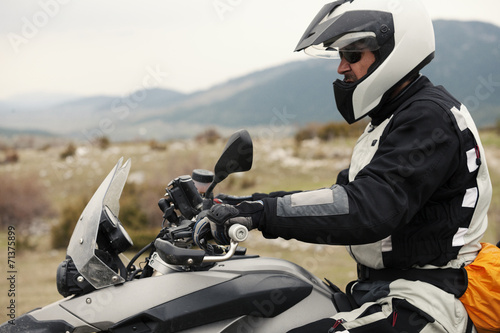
[
  {"xmin": 227, "ymin": 224, "xmax": 249, "ymax": 242},
  {"xmin": 150, "ymin": 224, "xmax": 249, "ymax": 272},
  {"xmin": 199, "ymin": 224, "xmax": 249, "ymax": 263},
  {"xmin": 202, "ymin": 240, "xmax": 240, "ymax": 263}
]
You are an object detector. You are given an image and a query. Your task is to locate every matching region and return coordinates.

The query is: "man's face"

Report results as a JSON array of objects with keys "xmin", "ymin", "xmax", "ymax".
[{"xmin": 337, "ymin": 50, "xmax": 376, "ymax": 83}]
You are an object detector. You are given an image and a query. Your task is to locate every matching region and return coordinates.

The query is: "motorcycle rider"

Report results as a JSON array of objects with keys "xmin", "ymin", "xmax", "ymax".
[{"xmin": 196, "ymin": 0, "xmax": 492, "ymax": 331}]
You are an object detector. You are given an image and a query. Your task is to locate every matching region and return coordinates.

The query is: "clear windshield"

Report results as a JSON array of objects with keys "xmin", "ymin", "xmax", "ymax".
[{"xmin": 67, "ymin": 158, "xmax": 131, "ymax": 289}]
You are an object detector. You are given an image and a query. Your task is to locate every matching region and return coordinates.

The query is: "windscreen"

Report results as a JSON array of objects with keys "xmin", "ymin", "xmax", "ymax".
[{"xmin": 66, "ymin": 158, "xmax": 131, "ymax": 289}]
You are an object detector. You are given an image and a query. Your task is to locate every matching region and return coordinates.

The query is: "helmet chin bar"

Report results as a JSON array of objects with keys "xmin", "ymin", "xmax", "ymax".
[
  {"xmin": 333, "ymin": 63, "xmax": 380, "ymax": 124},
  {"xmin": 333, "ymin": 79, "xmax": 358, "ymax": 124}
]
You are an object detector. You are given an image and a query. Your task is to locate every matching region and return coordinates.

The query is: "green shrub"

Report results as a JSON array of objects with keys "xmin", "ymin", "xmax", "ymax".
[
  {"xmin": 97, "ymin": 136, "xmax": 111, "ymax": 150},
  {"xmin": 195, "ymin": 128, "xmax": 221, "ymax": 144},
  {"xmin": 317, "ymin": 122, "xmax": 350, "ymax": 141},
  {"xmin": 60, "ymin": 143, "xmax": 76, "ymax": 159},
  {"xmin": 294, "ymin": 123, "xmax": 318, "ymax": 145},
  {"xmin": 295, "ymin": 121, "xmax": 368, "ymax": 144},
  {"xmin": 149, "ymin": 139, "xmax": 167, "ymax": 151}
]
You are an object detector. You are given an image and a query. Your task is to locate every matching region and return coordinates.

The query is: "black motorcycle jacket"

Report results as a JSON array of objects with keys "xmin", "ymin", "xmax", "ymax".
[{"xmin": 258, "ymin": 75, "xmax": 491, "ymax": 270}]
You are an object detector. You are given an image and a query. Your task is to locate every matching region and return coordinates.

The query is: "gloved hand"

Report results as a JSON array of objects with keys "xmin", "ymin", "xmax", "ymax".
[{"xmin": 208, "ymin": 201, "xmax": 264, "ymax": 245}]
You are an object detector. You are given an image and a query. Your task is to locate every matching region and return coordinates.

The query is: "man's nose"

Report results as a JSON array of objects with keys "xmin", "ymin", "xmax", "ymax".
[{"xmin": 337, "ymin": 57, "xmax": 351, "ymax": 75}]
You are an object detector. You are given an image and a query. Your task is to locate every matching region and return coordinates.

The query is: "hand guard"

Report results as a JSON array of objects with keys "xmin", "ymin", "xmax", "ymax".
[{"xmin": 207, "ymin": 201, "xmax": 263, "ymax": 245}]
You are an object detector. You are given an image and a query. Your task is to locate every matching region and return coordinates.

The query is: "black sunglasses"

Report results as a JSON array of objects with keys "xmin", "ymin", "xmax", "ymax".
[{"xmin": 339, "ymin": 50, "xmax": 363, "ymax": 64}]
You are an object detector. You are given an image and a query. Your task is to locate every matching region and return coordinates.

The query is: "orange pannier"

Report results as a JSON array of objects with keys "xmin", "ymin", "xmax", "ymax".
[{"xmin": 460, "ymin": 243, "xmax": 500, "ymax": 333}]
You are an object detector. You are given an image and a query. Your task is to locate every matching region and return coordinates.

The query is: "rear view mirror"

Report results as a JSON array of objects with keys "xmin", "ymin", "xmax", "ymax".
[
  {"xmin": 204, "ymin": 129, "xmax": 253, "ymax": 198},
  {"xmin": 213, "ymin": 129, "xmax": 253, "ymax": 184}
]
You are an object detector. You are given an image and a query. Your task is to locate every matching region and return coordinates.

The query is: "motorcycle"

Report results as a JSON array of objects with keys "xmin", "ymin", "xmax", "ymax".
[{"xmin": 1, "ymin": 130, "xmax": 344, "ymax": 333}]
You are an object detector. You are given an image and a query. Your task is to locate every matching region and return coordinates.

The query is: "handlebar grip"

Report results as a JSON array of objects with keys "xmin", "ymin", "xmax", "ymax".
[{"xmin": 228, "ymin": 224, "xmax": 248, "ymax": 242}]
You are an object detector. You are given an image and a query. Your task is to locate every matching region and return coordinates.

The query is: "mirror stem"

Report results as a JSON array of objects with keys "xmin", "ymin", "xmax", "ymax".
[{"xmin": 204, "ymin": 181, "xmax": 217, "ymax": 202}]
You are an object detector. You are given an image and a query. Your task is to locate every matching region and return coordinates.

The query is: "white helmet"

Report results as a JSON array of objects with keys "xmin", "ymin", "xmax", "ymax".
[{"xmin": 295, "ymin": 0, "xmax": 435, "ymax": 124}]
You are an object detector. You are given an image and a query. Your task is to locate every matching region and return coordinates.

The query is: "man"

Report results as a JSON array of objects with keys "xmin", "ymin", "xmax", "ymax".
[{"xmin": 196, "ymin": 0, "xmax": 492, "ymax": 331}]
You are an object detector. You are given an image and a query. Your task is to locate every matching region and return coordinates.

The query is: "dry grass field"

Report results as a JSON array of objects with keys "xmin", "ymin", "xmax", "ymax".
[{"xmin": 1, "ymin": 132, "xmax": 500, "ymax": 318}]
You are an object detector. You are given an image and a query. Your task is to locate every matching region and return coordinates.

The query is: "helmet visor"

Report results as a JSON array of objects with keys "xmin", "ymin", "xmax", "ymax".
[{"xmin": 304, "ymin": 32, "xmax": 379, "ymax": 59}]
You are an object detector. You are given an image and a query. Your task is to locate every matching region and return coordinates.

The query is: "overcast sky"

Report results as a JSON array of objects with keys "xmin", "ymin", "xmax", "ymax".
[{"xmin": 1, "ymin": 0, "xmax": 500, "ymax": 101}]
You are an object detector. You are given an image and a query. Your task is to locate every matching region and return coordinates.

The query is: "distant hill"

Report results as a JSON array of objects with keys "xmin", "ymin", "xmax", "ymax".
[
  {"xmin": 2, "ymin": 20, "xmax": 499, "ymax": 141},
  {"xmin": 424, "ymin": 20, "xmax": 500, "ymax": 125},
  {"xmin": 0, "ymin": 127, "xmax": 56, "ymax": 138}
]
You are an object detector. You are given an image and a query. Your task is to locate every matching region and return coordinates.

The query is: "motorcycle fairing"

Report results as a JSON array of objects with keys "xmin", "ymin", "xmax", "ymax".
[
  {"xmin": 0, "ymin": 263, "xmax": 336, "ymax": 333},
  {"xmin": 67, "ymin": 158, "xmax": 131, "ymax": 289},
  {"xmin": 110, "ymin": 273, "xmax": 313, "ymax": 332}
]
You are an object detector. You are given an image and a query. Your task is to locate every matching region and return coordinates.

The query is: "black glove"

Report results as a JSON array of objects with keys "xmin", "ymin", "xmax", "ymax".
[{"xmin": 208, "ymin": 201, "xmax": 264, "ymax": 245}]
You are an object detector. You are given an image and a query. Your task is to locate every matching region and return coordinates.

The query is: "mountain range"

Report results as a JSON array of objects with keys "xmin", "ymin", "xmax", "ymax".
[{"xmin": 2, "ymin": 20, "xmax": 500, "ymax": 142}]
